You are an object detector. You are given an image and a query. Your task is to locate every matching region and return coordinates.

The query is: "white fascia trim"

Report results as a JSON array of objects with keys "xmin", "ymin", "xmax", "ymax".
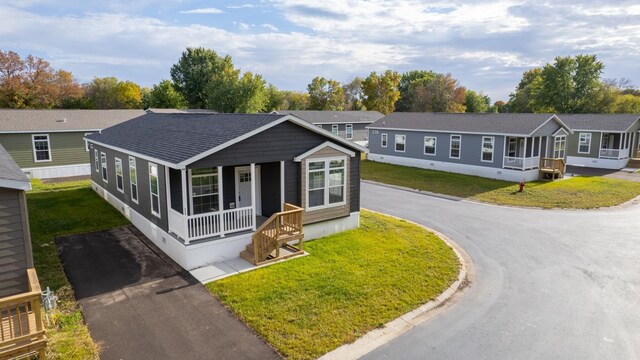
[
  {"xmin": 312, "ymin": 121, "xmax": 373, "ymax": 125},
  {"xmin": 294, "ymin": 141, "xmax": 356, "ymax": 162},
  {"xmin": 552, "ymin": 127, "xmax": 569, "ymax": 136},
  {"xmin": 624, "ymin": 118, "xmax": 640, "ymax": 132},
  {"xmin": 366, "ymin": 126, "xmax": 527, "ymax": 137},
  {"xmin": 0, "ymin": 129, "xmax": 102, "ymax": 134},
  {"xmin": 0, "ymin": 178, "xmax": 31, "ymax": 191},
  {"xmin": 86, "ymin": 139, "xmax": 179, "ymax": 169},
  {"xmin": 178, "ymin": 115, "xmax": 367, "ymax": 167}
]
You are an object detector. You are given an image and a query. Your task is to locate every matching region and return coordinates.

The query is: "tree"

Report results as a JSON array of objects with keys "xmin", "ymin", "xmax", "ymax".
[
  {"xmin": 84, "ymin": 77, "xmax": 143, "ymax": 109},
  {"xmin": 614, "ymin": 94, "xmax": 640, "ymax": 113},
  {"xmin": 395, "ymin": 70, "xmax": 437, "ymax": 112},
  {"xmin": 145, "ymin": 80, "xmax": 186, "ymax": 109},
  {"xmin": 490, "ymin": 100, "xmax": 507, "ymax": 113},
  {"xmin": 280, "ymin": 91, "xmax": 309, "ymax": 110},
  {"xmin": 264, "ymin": 84, "xmax": 284, "ymax": 112},
  {"xmin": 116, "ymin": 80, "xmax": 142, "ymax": 109},
  {"xmin": 307, "ymin": 76, "xmax": 345, "ymax": 110},
  {"xmin": 465, "ymin": 90, "xmax": 490, "ymax": 113},
  {"xmin": 362, "ymin": 70, "xmax": 400, "ymax": 114},
  {"xmin": 343, "ymin": 77, "xmax": 365, "ymax": 110},
  {"xmin": 410, "ymin": 73, "xmax": 466, "ymax": 113},
  {"xmin": 507, "ymin": 68, "xmax": 549, "ymax": 113}
]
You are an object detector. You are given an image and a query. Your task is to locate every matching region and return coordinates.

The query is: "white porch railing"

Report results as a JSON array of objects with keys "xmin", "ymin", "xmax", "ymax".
[
  {"xmin": 169, "ymin": 206, "xmax": 255, "ymax": 243},
  {"xmin": 503, "ymin": 156, "xmax": 540, "ymax": 170},
  {"xmin": 599, "ymin": 148, "xmax": 628, "ymax": 159}
]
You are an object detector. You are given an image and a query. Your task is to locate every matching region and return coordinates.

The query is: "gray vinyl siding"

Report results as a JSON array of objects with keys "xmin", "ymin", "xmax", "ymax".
[
  {"xmin": 317, "ymin": 123, "xmax": 369, "ymax": 142},
  {"xmin": 368, "ymin": 129, "xmax": 505, "ymax": 169},
  {"xmin": 0, "ymin": 188, "xmax": 32, "ymax": 297},
  {"xmin": 0, "ymin": 131, "xmax": 93, "ymax": 169},
  {"xmin": 90, "ymin": 144, "xmax": 168, "ymax": 232},
  {"xmin": 530, "ymin": 119, "xmax": 562, "ymax": 137},
  {"xmin": 567, "ymin": 132, "xmax": 602, "ymax": 158}
]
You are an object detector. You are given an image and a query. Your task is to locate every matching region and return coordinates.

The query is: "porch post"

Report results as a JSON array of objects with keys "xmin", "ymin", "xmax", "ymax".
[
  {"xmin": 181, "ymin": 169, "xmax": 188, "ymax": 215},
  {"xmin": 523, "ymin": 137, "xmax": 528, "ymax": 170},
  {"xmin": 251, "ymin": 162, "xmax": 257, "ymax": 231},
  {"xmin": 165, "ymin": 167, "xmax": 172, "ymax": 212},
  {"xmin": 502, "ymin": 137, "xmax": 507, "ymax": 169},
  {"xmin": 619, "ymin": 132, "xmax": 624, "ymax": 159},
  {"xmin": 280, "ymin": 160, "xmax": 285, "ymax": 211},
  {"xmin": 218, "ymin": 166, "xmax": 225, "ymax": 237}
]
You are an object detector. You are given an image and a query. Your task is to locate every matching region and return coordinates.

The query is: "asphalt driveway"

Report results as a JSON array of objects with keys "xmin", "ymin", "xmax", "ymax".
[
  {"xmin": 56, "ymin": 226, "xmax": 280, "ymax": 360},
  {"xmin": 361, "ymin": 182, "xmax": 640, "ymax": 360}
]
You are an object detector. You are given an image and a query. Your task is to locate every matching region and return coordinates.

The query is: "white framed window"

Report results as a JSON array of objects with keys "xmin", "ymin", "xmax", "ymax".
[
  {"xmin": 424, "ymin": 136, "xmax": 437, "ymax": 155},
  {"xmin": 381, "ymin": 133, "xmax": 388, "ymax": 147},
  {"xmin": 100, "ymin": 152, "xmax": 108, "ymax": 182},
  {"xmin": 306, "ymin": 157, "xmax": 346, "ymax": 210},
  {"xmin": 578, "ymin": 133, "xmax": 591, "ymax": 154},
  {"xmin": 32, "ymin": 134, "xmax": 51, "ymax": 162},
  {"xmin": 331, "ymin": 124, "xmax": 339, "ymax": 135},
  {"xmin": 84, "ymin": 133, "xmax": 93, "ymax": 151},
  {"xmin": 190, "ymin": 168, "xmax": 219, "ymax": 214},
  {"xmin": 554, "ymin": 135, "xmax": 566, "ymax": 158},
  {"xmin": 115, "ymin": 157, "xmax": 124, "ymax": 192},
  {"xmin": 345, "ymin": 124, "xmax": 353, "ymax": 140},
  {"xmin": 508, "ymin": 138, "xmax": 517, "ymax": 157},
  {"xmin": 129, "ymin": 156, "xmax": 138, "ymax": 204},
  {"xmin": 481, "ymin": 136, "xmax": 495, "ymax": 162},
  {"xmin": 149, "ymin": 163, "xmax": 161, "ymax": 218},
  {"xmin": 395, "ymin": 134, "xmax": 406, "ymax": 152},
  {"xmin": 450, "ymin": 134, "xmax": 461, "ymax": 159},
  {"xmin": 94, "ymin": 149, "xmax": 99, "ymax": 172}
]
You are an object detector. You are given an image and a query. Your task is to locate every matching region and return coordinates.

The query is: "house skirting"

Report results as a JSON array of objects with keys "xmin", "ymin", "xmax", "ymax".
[
  {"xmin": 92, "ymin": 181, "xmax": 360, "ymax": 270},
  {"xmin": 368, "ymin": 153, "xmax": 540, "ymax": 182},
  {"xmin": 23, "ymin": 163, "xmax": 91, "ymax": 179},
  {"xmin": 566, "ymin": 156, "xmax": 629, "ymax": 170}
]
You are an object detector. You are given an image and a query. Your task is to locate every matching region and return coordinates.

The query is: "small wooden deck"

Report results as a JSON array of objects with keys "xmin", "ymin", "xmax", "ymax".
[{"xmin": 539, "ymin": 158, "xmax": 566, "ymax": 180}]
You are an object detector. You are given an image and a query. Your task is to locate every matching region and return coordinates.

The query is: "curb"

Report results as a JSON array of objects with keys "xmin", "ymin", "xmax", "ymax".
[{"xmin": 319, "ymin": 209, "xmax": 475, "ymax": 360}]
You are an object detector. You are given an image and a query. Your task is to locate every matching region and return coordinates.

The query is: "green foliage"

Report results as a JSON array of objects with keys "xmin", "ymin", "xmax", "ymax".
[
  {"xmin": 464, "ymin": 90, "xmax": 491, "ymax": 113},
  {"xmin": 411, "ymin": 73, "xmax": 467, "ymax": 112},
  {"xmin": 208, "ymin": 211, "xmax": 459, "ymax": 359},
  {"xmin": 307, "ymin": 76, "xmax": 345, "ymax": 110},
  {"xmin": 395, "ymin": 70, "xmax": 436, "ymax": 112},
  {"xmin": 144, "ymin": 80, "xmax": 186, "ymax": 109},
  {"xmin": 361, "ymin": 70, "xmax": 400, "ymax": 114},
  {"xmin": 342, "ymin": 77, "xmax": 365, "ymax": 110},
  {"xmin": 83, "ymin": 76, "xmax": 143, "ymax": 109},
  {"xmin": 278, "ymin": 90, "xmax": 309, "ymax": 110},
  {"xmin": 614, "ymin": 94, "xmax": 640, "ymax": 113}
]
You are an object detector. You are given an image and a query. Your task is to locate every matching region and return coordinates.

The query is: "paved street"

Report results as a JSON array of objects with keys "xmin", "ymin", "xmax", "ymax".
[{"xmin": 361, "ymin": 182, "xmax": 640, "ymax": 360}]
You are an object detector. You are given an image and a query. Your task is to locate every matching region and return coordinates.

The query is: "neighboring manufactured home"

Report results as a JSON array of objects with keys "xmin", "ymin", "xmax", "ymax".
[
  {"xmin": 560, "ymin": 114, "xmax": 640, "ymax": 169},
  {"xmin": 367, "ymin": 113, "xmax": 573, "ymax": 182},
  {"xmin": 0, "ymin": 109, "xmax": 146, "ymax": 179},
  {"xmin": 273, "ymin": 110, "xmax": 384, "ymax": 146},
  {"xmin": 86, "ymin": 112, "xmax": 365, "ymax": 270}
]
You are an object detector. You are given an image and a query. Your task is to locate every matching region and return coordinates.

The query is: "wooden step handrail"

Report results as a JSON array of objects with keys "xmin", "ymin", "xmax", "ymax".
[{"xmin": 251, "ymin": 203, "xmax": 304, "ymax": 264}]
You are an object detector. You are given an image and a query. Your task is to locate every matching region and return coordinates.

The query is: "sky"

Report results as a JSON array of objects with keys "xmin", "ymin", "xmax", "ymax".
[{"xmin": 1, "ymin": 0, "xmax": 639, "ymax": 102}]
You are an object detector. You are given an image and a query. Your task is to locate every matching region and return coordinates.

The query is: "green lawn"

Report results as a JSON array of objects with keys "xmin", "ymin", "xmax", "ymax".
[
  {"xmin": 27, "ymin": 179, "xmax": 130, "ymax": 359},
  {"xmin": 208, "ymin": 210, "xmax": 460, "ymax": 359},
  {"xmin": 362, "ymin": 160, "xmax": 640, "ymax": 209}
]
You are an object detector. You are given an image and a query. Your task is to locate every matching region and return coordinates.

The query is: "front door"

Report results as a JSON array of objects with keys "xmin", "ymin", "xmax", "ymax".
[
  {"xmin": 234, "ymin": 166, "xmax": 261, "ymax": 215},
  {"xmin": 553, "ymin": 135, "xmax": 566, "ymax": 159}
]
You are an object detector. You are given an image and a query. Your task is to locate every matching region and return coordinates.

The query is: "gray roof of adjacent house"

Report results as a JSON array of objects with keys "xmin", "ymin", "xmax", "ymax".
[
  {"xmin": 0, "ymin": 144, "xmax": 30, "ymax": 190},
  {"xmin": 146, "ymin": 108, "xmax": 218, "ymax": 114},
  {"xmin": 368, "ymin": 112, "xmax": 569, "ymax": 136},
  {"xmin": 0, "ymin": 109, "xmax": 146, "ymax": 132},
  {"xmin": 273, "ymin": 110, "xmax": 384, "ymax": 124},
  {"xmin": 557, "ymin": 114, "xmax": 640, "ymax": 132}
]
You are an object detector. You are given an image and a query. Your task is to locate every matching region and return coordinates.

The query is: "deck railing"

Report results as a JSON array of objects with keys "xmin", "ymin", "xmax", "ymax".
[
  {"xmin": 599, "ymin": 148, "xmax": 628, "ymax": 159},
  {"xmin": 503, "ymin": 156, "xmax": 540, "ymax": 170},
  {"xmin": 0, "ymin": 268, "xmax": 46, "ymax": 359},
  {"xmin": 539, "ymin": 158, "xmax": 566, "ymax": 180},
  {"xmin": 250, "ymin": 203, "xmax": 304, "ymax": 265},
  {"xmin": 169, "ymin": 206, "xmax": 255, "ymax": 243}
]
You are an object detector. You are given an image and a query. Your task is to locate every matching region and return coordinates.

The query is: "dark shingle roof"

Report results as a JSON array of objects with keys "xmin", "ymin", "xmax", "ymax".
[
  {"xmin": 274, "ymin": 110, "xmax": 384, "ymax": 124},
  {"xmin": 86, "ymin": 113, "xmax": 287, "ymax": 164},
  {"xmin": 558, "ymin": 114, "xmax": 640, "ymax": 132},
  {"xmin": 0, "ymin": 109, "xmax": 146, "ymax": 132},
  {"xmin": 368, "ymin": 113, "xmax": 560, "ymax": 136},
  {"xmin": 0, "ymin": 143, "xmax": 30, "ymax": 187}
]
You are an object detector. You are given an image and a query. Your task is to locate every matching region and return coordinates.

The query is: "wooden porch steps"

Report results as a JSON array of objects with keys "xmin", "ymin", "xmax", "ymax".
[{"xmin": 627, "ymin": 159, "xmax": 640, "ymax": 168}]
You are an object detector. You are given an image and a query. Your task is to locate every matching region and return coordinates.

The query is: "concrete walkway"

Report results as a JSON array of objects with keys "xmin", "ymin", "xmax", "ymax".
[{"xmin": 56, "ymin": 226, "xmax": 280, "ymax": 360}]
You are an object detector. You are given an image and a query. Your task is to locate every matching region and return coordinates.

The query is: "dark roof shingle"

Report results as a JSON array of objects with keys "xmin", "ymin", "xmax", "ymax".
[
  {"xmin": 0, "ymin": 109, "xmax": 146, "ymax": 132},
  {"xmin": 558, "ymin": 114, "xmax": 640, "ymax": 132},
  {"xmin": 275, "ymin": 110, "xmax": 384, "ymax": 124}
]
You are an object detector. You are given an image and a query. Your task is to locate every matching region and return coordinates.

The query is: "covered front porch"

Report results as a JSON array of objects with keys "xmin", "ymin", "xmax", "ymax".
[
  {"xmin": 502, "ymin": 136, "xmax": 544, "ymax": 170},
  {"xmin": 599, "ymin": 132, "xmax": 634, "ymax": 160}
]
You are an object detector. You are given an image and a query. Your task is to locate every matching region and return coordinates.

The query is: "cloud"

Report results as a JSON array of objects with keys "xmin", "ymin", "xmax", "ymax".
[
  {"xmin": 261, "ymin": 24, "xmax": 279, "ymax": 32},
  {"xmin": 227, "ymin": 4, "xmax": 256, "ymax": 9},
  {"xmin": 179, "ymin": 7, "xmax": 223, "ymax": 14}
]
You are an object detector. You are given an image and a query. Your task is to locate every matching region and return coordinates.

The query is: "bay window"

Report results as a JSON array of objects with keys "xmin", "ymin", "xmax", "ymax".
[{"xmin": 307, "ymin": 157, "xmax": 346, "ymax": 209}]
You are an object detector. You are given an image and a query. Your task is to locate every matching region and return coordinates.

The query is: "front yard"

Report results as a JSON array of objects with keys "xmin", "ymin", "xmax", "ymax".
[
  {"xmin": 208, "ymin": 210, "xmax": 461, "ymax": 359},
  {"xmin": 27, "ymin": 179, "xmax": 129, "ymax": 359},
  {"xmin": 362, "ymin": 160, "xmax": 640, "ymax": 209}
]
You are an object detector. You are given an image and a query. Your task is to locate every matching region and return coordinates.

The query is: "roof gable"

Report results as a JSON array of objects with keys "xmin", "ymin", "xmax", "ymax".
[{"xmin": 0, "ymin": 144, "xmax": 30, "ymax": 190}]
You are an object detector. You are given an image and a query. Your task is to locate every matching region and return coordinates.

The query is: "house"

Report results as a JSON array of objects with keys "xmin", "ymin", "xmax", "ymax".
[
  {"xmin": 0, "ymin": 109, "xmax": 146, "ymax": 179},
  {"xmin": 367, "ymin": 113, "xmax": 573, "ymax": 182},
  {"xmin": 86, "ymin": 112, "xmax": 365, "ymax": 270},
  {"xmin": 560, "ymin": 114, "xmax": 640, "ymax": 169},
  {"xmin": 0, "ymin": 144, "xmax": 45, "ymax": 358},
  {"xmin": 273, "ymin": 110, "xmax": 384, "ymax": 146}
]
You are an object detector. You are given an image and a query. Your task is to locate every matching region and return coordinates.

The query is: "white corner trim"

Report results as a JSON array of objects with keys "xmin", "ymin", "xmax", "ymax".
[
  {"xmin": 0, "ymin": 178, "xmax": 31, "ymax": 191},
  {"xmin": 294, "ymin": 141, "xmax": 356, "ymax": 162}
]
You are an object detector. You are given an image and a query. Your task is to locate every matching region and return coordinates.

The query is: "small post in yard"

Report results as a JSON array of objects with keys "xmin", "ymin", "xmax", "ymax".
[
  {"xmin": 42, "ymin": 286, "xmax": 58, "ymax": 326},
  {"xmin": 519, "ymin": 179, "xmax": 526, "ymax": 192}
]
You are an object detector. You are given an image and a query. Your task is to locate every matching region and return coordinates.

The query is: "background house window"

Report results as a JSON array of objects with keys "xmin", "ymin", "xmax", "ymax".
[
  {"xmin": 32, "ymin": 134, "xmax": 51, "ymax": 162},
  {"xmin": 94, "ymin": 149, "xmax": 99, "ymax": 172},
  {"xmin": 450, "ymin": 135, "xmax": 461, "ymax": 159},
  {"xmin": 578, "ymin": 133, "xmax": 591, "ymax": 154},
  {"xmin": 345, "ymin": 124, "xmax": 353, "ymax": 140},
  {"xmin": 149, "ymin": 163, "xmax": 160, "ymax": 217},
  {"xmin": 481, "ymin": 137, "xmax": 494, "ymax": 162},
  {"xmin": 129, "ymin": 156, "xmax": 138, "ymax": 203},
  {"xmin": 332, "ymin": 125, "xmax": 339, "ymax": 135},
  {"xmin": 424, "ymin": 136, "xmax": 437, "ymax": 155},
  {"xmin": 115, "ymin": 158, "xmax": 124, "ymax": 192},
  {"xmin": 395, "ymin": 134, "xmax": 406, "ymax": 152},
  {"xmin": 381, "ymin": 133, "xmax": 388, "ymax": 147},
  {"xmin": 190, "ymin": 168, "xmax": 219, "ymax": 214},
  {"xmin": 307, "ymin": 158, "xmax": 346, "ymax": 209},
  {"xmin": 100, "ymin": 152, "xmax": 108, "ymax": 182}
]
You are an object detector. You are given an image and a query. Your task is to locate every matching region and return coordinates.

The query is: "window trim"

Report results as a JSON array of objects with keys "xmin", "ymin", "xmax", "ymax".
[
  {"xmin": 149, "ymin": 163, "xmax": 161, "ymax": 218},
  {"xmin": 345, "ymin": 124, "xmax": 353, "ymax": 140},
  {"xmin": 481, "ymin": 136, "xmax": 495, "ymax": 163},
  {"xmin": 381, "ymin": 133, "xmax": 388, "ymax": 148},
  {"xmin": 554, "ymin": 135, "xmax": 567, "ymax": 159},
  {"xmin": 94, "ymin": 149, "xmax": 99, "ymax": 172},
  {"xmin": 423, "ymin": 136, "xmax": 437, "ymax": 156},
  {"xmin": 189, "ymin": 168, "xmax": 220, "ymax": 215},
  {"xmin": 115, "ymin": 157, "xmax": 124, "ymax": 193},
  {"xmin": 331, "ymin": 124, "xmax": 339, "ymax": 135},
  {"xmin": 129, "ymin": 156, "xmax": 138, "ymax": 204},
  {"xmin": 449, "ymin": 134, "xmax": 462, "ymax": 159},
  {"xmin": 84, "ymin": 133, "xmax": 93, "ymax": 152},
  {"xmin": 31, "ymin": 134, "xmax": 52, "ymax": 163},
  {"xmin": 578, "ymin": 132, "xmax": 591, "ymax": 154},
  {"xmin": 394, "ymin": 134, "xmax": 406, "ymax": 153},
  {"xmin": 100, "ymin": 152, "xmax": 108, "ymax": 183},
  {"xmin": 305, "ymin": 156, "xmax": 347, "ymax": 211}
]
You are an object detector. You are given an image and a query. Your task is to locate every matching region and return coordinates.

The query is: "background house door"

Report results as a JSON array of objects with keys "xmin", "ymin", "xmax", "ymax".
[{"xmin": 235, "ymin": 166, "xmax": 261, "ymax": 215}]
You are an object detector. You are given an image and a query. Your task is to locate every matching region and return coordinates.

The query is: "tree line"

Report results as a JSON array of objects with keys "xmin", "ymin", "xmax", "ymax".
[{"xmin": 1, "ymin": 48, "xmax": 639, "ymax": 114}]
